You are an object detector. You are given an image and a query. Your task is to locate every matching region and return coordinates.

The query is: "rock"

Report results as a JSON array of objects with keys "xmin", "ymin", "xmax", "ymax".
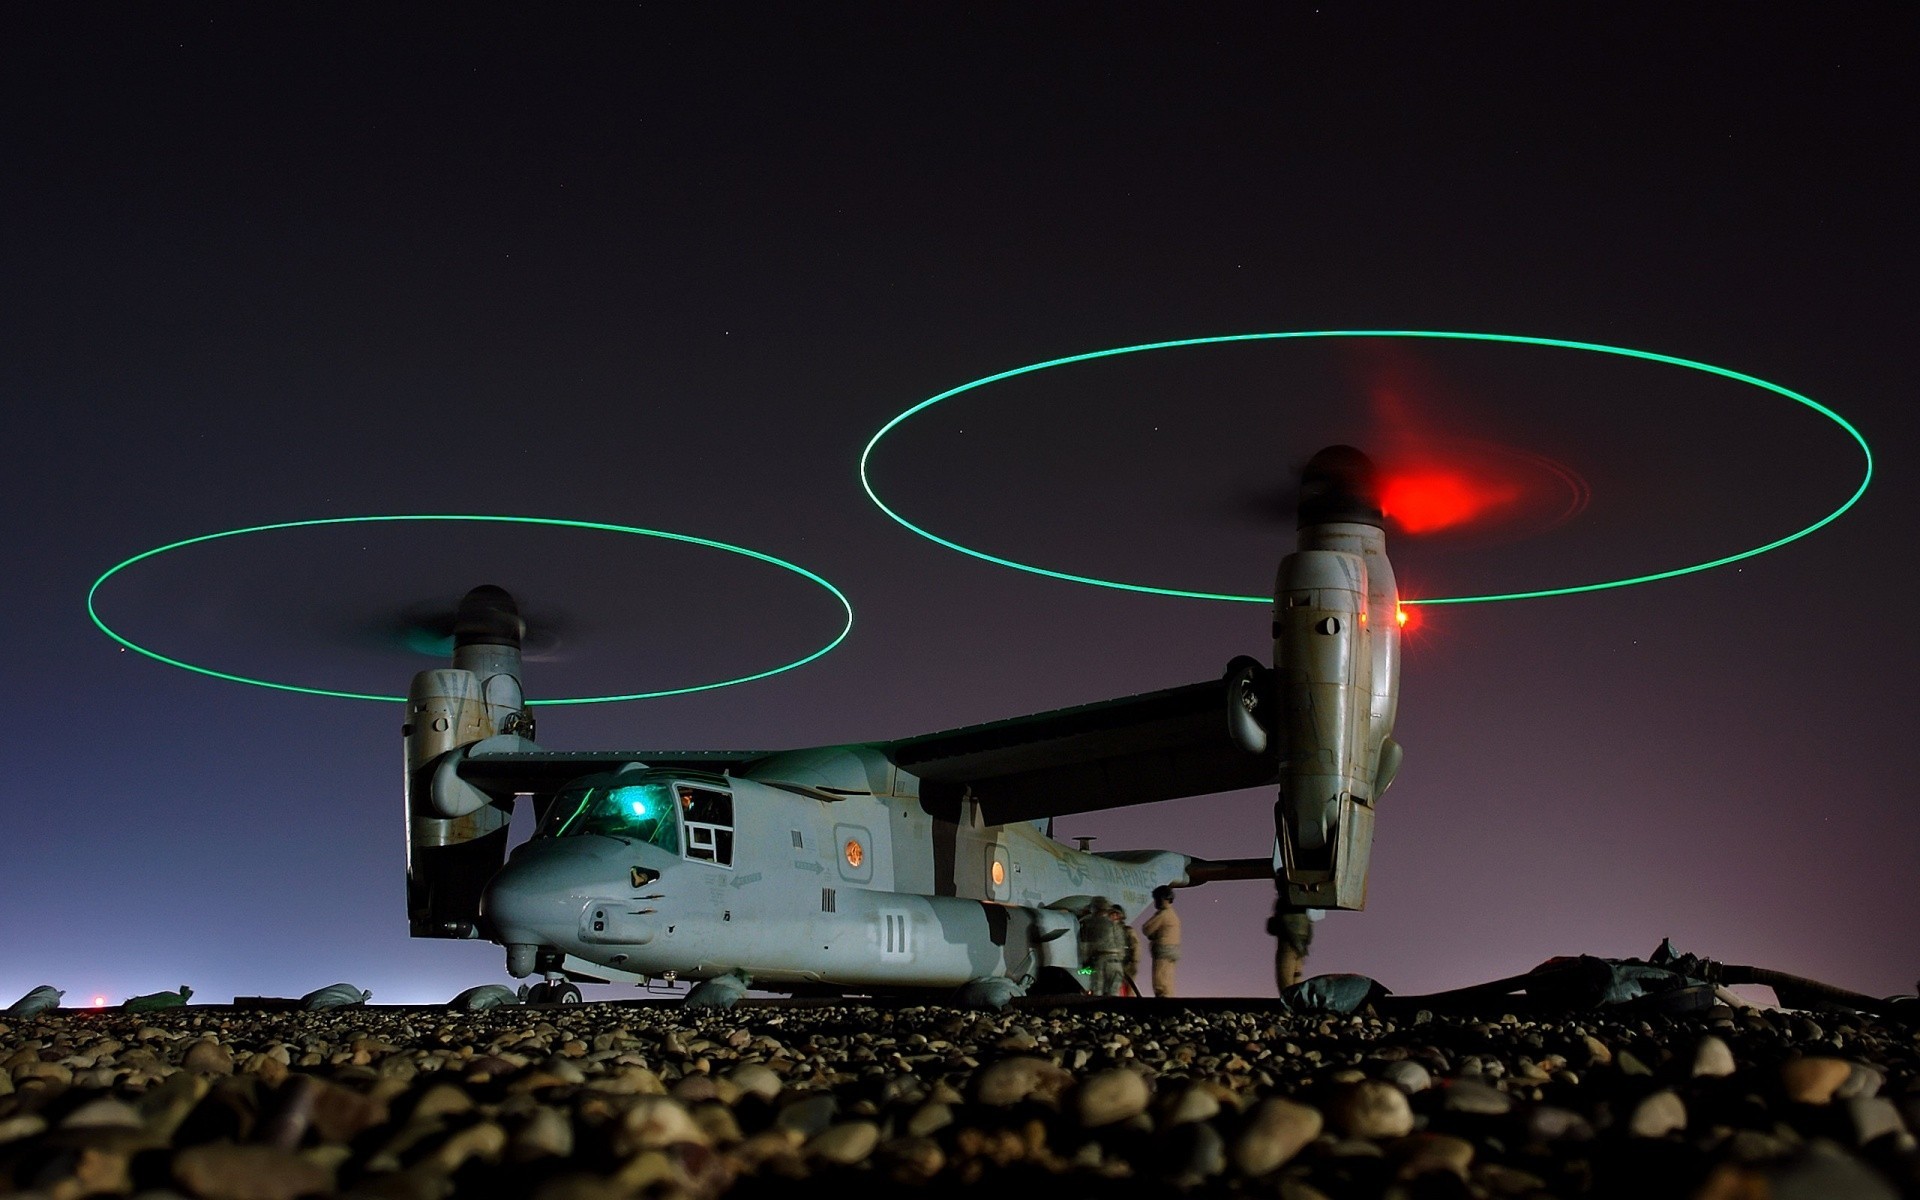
[
  {"xmin": 309, "ymin": 1079, "xmax": 391, "ymax": 1142},
  {"xmin": 14, "ymin": 1059, "xmax": 73, "ymax": 1086},
  {"xmin": 1764, "ymin": 1140, "xmax": 1902, "ymax": 1200},
  {"xmin": 1781, "ymin": 1057, "xmax": 1854, "ymax": 1105},
  {"xmin": 1628, "ymin": 1089, "xmax": 1688, "ymax": 1138},
  {"xmin": 1390, "ymin": 1132, "xmax": 1474, "ymax": 1179},
  {"xmin": 1157, "ymin": 1119, "xmax": 1228, "ymax": 1185},
  {"xmin": 431, "ymin": 1120, "xmax": 507, "ymax": 1170},
  {"xmin": 1692, "ymin": 1034, "xmax": 1737, "ymax": 1077},
  {"xmin": 60, "ymin": 1096, "xmax": 145, "ymax": 1129},
  {"xmin": 1328, "ymin": 1079, "xmax": 1415, "ymax": 1139},
  {"xmin": 1439, "ymin": 1078, "xmax": 1512, "ymax": 1115},
  {"xmin": 1231, "ymin": 1097, "xmax": 1324, "ymax": 1175},
  {"xmin": 1843, "ymin": 1097, "xmax": 1905, "ymax": 1146},
  {"xmin": 408, "ymin": 1082, "xmax": 474, "ymax": 1122},
  {"xmin": 775, "ymin": 1092, "xmax": 839, "ymax": 1137},
  {"xmin": 877, "ymin": 1134, "xmax": 947, "ymax": 1183},
  {"xmin": 971, "ymin": 1055, "xmax": 1073, "ymax": 1107},
  {"xmin": 1836, "ymin": 1063, "xmax": 1884, "ymax": 1100},
  {"xmin": 1158, "ymin": 1081, "xmax": 1222, "ymax": 1126},
  {"xmin": 172, "ymin": 1143, "xmax": 331, "ymax": 1200},
  {"xmin": 511, "ymin": 1106, "xmax": 575, "ymax": 1160},
  {"xmin": 688, "ymin": 1099, "xmax": 743, "ymax": 1145},
  {"xmin": 185, "ymin": 1039, "xmax": 236, "ymax": 1075},
  {"xmin": 1523, "ymin": 1104, "xmax": 1594, "ymax": 1143},
  {"xmin": 808, "ymin": 1119, "xmax": 881, "ymax": 1164},
  {"xmin": 1380, "ymin": 1059, "xmax": 1431, "ymax": 1093},
  {"xmin": 613, "ymin": 1096, "xmax": 708, "ymax": 1154},
  {"xmin": 1073, "ymin": 1067, "xmax": 1151, "ymax": 1127},
  {"xmin": 724, "ymin": 1062, "xmax": 782, "ymax": 1102},
  {"xmin": 906, "ymin": 1101, "xmax": 955, "ymax": 1138},
  {"xmin": 0, "ymin": 1113, "xmax": 49, "ymax": 1144}
]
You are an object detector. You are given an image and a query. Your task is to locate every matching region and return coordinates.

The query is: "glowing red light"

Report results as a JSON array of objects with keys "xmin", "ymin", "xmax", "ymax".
[
  {"xmin": 92, "ymin": 995, "xmax": 106, "ymax": 1007},
  {"xmin": 1395, "ymin": 607, "xmax": 1410, "ymax": 627},
  {"xmin": 1380, "ymin": 469, "xmax": 1520, "ymax": 534}
]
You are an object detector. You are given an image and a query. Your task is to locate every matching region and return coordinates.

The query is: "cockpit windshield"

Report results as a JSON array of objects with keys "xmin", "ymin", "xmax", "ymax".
[{"xmin": 541, "ymin": 773, "xmax": 680, "ymax": 852}]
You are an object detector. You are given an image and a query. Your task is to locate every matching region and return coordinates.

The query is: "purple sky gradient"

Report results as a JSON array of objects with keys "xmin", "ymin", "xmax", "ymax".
[{"xmin": 4, "ymin": 6, "xmax": 1913, "ymax": 1007}]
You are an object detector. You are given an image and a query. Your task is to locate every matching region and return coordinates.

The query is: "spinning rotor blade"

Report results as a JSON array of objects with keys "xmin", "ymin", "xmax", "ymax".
[
  {"xmin": 1221, "ymin": 429, "xmax": 1586, "ymax": 545},
  {"xmin": 329, "ymin": 590, "xmax": 584, "ymax": 661}
]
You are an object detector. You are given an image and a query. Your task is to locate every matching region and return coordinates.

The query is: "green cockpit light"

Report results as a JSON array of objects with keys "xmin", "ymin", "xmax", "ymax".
[{"xmin": 543, "ymin": 774, "xmax": 680, "ymax": 853}]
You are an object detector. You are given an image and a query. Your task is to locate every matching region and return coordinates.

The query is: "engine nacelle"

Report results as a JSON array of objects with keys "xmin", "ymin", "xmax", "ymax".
[
  {"xmin": 404, "ymin": 586, "xmax": 530, "ymax": 939},
  {"xmin": 1272, "ymin": 447, "xmax": 1401, "ymax": 911}
]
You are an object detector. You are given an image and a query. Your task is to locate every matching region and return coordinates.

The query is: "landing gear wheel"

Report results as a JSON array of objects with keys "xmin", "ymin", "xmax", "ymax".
[
  {"xmin": 551, "ymin": 982, "xmax": 582, "ymax": 1005},
  {"xmin": 524, "ymin": 983, "xmax": 551, "ymax": 1004}
]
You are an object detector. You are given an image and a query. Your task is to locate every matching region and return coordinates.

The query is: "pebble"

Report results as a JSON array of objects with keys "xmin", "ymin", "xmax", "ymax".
[
  {"xmin": 1440, "ymin": 1077, "xmax": 1513, "ymax": 1114},
  {"xmin": 1230, "ymin": 1096, "xmax": 1323, "ymax": 1176},
  {"xmin": 171, "ymin": 1143, "xmax": 332, "ymax": 1200},
  {"xmin": 1072, "ymin": 1066, "xmax": 1151, "ymax": 1126},
  {"xmin": 1628, "ymin": 1088, "xmax": 1688, "ymax": 1137},
  {"xmin": 1379, "ymin": 1058, "xmax": 1431, "ymax": 1093},
  {"xmin": 184, "ymin": 1038, "xmax": 236, "ymax": 1075},
  {"xmin": 1391, "ymin": 1131, "xmax": 1474, "ymax": 1178},
  {"xmin": 1781, "ymin": 1056, "xmax": 1854, "ymax": 1104},
  {"xmin": 1327, "ymin": 1078, "xmax": 1414, "ymax": 1138},
  {"xmin": 0, "ymin": 995, "xmax": 1909, "ymax": 1197},
  {"xmin": 809, "ymin": 1119, "xmax": 881, "ymax": 1164},
  {"xmin": 1692, "ymin": 1033, "xmax": 1737, "ymax": 1077},
  {"xmin": 971, "ymin": 1054, "xmax": 1073, "ymax": 1106}
]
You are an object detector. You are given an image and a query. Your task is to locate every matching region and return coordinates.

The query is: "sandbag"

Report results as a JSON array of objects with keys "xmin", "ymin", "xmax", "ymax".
[
  {"xmin": 301, "ymin": 983, "xmax": 372, "ymax": 1011},
  {"xmin": 448, "ymin": 984, "xmax": 525, "ymax": 1010},
  {"xmin": 1280, "ymin": 973, "xmax": 1390, "ymax": 1014},
  {"xmin": 5, "ymin": 985, "xmax": 64, "ymax": 1016},
  {"xmin": 122, "ymin": 986, "xmax": 192, "ymax": 1011}
]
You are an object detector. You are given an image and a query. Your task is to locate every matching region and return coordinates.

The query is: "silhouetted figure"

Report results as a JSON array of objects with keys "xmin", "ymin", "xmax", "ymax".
[{"xmin": 1143, "ymin": 885, "xmax": 1181, "ymax": 997}]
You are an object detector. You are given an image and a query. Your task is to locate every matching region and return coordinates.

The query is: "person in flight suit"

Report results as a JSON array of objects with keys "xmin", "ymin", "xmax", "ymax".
[
  {"xmin": 1111, "ymin": 904, "xmax": 1142, "ymax": 996},
  {"xmin": 1082, "ymin": 897, "xmax": 1129, "ymax": 996},
  {"xmin": 1142, "ymin": 885, "xmax": 1182, "ymax": 997}
]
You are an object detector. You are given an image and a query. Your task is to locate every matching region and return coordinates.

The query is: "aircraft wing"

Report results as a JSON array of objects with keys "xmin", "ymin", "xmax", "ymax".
[
  {"xmin": 880, "ymin": 675, "xmax": 1276, "ymax": 825},
  {"xmin": 456, "ymin": 749, "xmax": 776, "ymax": 796}
]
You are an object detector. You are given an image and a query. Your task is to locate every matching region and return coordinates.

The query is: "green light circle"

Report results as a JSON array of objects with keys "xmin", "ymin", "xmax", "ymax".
[
  {"xmin": 860, "ymin": 331, "xmax": 1873, "ymax": 605},
  {"xmin": 87, "ymin": 515, "xmax": 854, "ymax": 703}
]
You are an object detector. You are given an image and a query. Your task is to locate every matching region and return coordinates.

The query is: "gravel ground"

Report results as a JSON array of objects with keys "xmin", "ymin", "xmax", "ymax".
[{"xmin": 2, "ymin": 995, "xmax": 1916, "ymax": 1199}]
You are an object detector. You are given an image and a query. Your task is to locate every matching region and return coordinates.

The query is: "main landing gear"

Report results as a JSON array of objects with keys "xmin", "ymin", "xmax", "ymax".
[{"xmin": 525, "ymin": 980, "xmax": 583, "ymax": 1005}]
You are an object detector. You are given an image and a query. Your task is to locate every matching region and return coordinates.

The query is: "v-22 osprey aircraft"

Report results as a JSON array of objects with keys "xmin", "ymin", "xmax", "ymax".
[{"xmin": 403, "ymin": 446, "xmax": 1404, "ymax": 1007}]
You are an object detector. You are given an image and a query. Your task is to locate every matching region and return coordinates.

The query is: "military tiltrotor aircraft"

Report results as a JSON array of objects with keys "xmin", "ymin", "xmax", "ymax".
[{"xmin": 404, "ymin": 446, "xmax": 1403, "ymax": 1007}]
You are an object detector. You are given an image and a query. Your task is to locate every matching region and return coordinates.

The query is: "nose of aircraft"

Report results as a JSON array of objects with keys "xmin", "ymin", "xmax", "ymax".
[{"xmin": 480, "ymin": 841, "xmax": 594, "ymax": 951}]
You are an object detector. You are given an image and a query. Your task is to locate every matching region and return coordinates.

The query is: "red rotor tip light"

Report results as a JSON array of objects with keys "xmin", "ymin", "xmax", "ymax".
[
  {"xmin": 1396, "ymin": 606, "xmax": 1410, "ymax": 627},
  {"xmin": 1379, "ymin": 468, "xmax": 1521, "ymax": 535}
]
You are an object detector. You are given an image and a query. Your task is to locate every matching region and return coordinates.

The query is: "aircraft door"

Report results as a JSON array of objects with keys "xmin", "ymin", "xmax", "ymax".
[{"xmin": 987, "ymin": 843, "xmax": 1011, "ymax": 902}]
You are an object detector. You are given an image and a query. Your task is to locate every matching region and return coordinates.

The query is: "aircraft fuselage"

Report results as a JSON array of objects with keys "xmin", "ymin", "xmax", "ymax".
[{"xmin": 480, "ymin": 764, "xmax": 1188, "ymax": 994}]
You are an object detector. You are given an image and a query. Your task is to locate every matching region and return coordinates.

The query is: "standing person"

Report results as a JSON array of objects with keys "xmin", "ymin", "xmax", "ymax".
[
  {"xmin": 1269, "ymin": 897, "xmax": 1321, "ymax": 990},
  {"xmin": 1142, "ymin": 885, "xmax": 1182, "ymax": 997},
  {"xmin": 1110, "ymin": 905, "xmax": 1142, "ymax": 996},
  {"xmin": 1083, "ymin": 897, "xmax": 1128, "ymax": 996}
]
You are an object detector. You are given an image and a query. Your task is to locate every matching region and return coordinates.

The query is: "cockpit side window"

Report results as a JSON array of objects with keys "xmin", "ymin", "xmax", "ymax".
[
  {"xmin": 543, "ymin": 776, "xmax": 680, "ymax": 853},
  {"xmin": 678, "ymin": 785, "xmax": 734, "ymax": 868}
]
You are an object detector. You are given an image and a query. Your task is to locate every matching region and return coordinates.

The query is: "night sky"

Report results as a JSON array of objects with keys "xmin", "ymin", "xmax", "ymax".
[{"xmin": 6, "ymin": 5, "xmax": 1914, "ymax": 1008}]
